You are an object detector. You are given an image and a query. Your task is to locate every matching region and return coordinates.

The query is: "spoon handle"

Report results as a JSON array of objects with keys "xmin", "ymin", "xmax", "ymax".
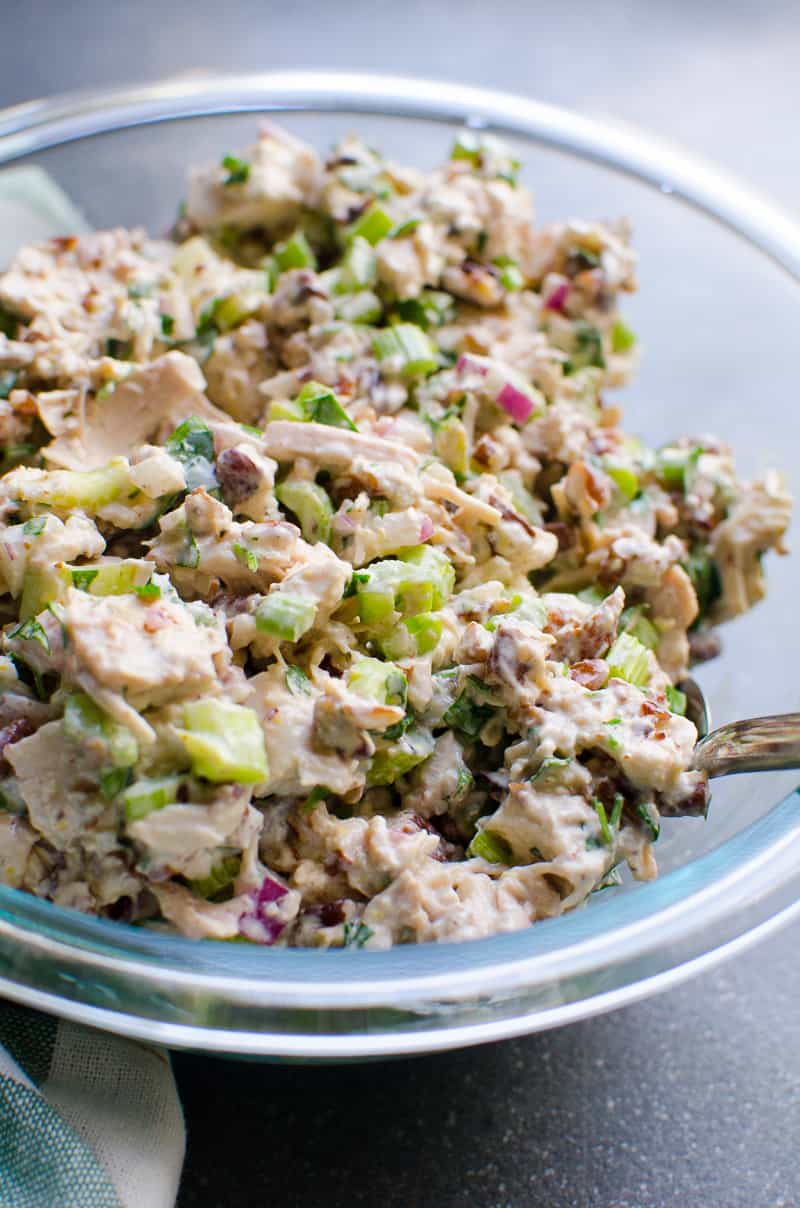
[{"xmin": 691, "ymin": 713, "xmax": 800, "ymax": 778}]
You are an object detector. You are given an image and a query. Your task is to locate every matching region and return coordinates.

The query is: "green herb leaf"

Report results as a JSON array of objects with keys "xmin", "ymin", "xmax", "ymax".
[
  {"xmin": 161, "ymin": 313, "xmax": 176, "ymax": 338},
  {"xmin": 166, "ymin": 416, "xmax": 219, "ymax": 492},
  {"xmin": 222, "ymin": 154, "xmax": 250, "ymax": 186},
  {"xmin": 135, "ymin": 581, "xmax": 161, "ymax": 601},
  {"xmin": 8, "ymin": 616, "xmax": 50, "ymax": 652},
  {"xmin": 22, "ymin": 517, "xmax": 46, "ymax": 537},
  {"xmin": 342, "ymin": 920, "xmax": 374, "ymax": 948},
  {"xmin": 99, "ymin": 765, "xmax": 133, "ymax": 801}
]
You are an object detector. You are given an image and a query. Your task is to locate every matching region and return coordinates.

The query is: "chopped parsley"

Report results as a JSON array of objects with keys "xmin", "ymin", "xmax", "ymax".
[
  {"xmin": 221, "ymin": 154, "xmax": 251, "ymax": 186},
  {"xmin": 8, "ymin": 616, "xmax": 50, "ymax": 652},
  {"xmin": 342, "ymin": 920, "xmax": 374, "ymax": 948}
]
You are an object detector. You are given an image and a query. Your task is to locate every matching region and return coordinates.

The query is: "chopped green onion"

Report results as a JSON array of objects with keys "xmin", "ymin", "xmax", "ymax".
[
  {"xmin": 221, "ymin": 154, "xmax": 250, "ymax": 186},
  {"xmin": 178, "ymin": 699, "xmax": 269, "ymax": 784},
  {"xmin": 366, "ymin": 725, "xmax": 435, "ymax": 786},
  {"xmin": 606, "ymin": 633, "xmax": 651, "ymax": 688},
  {"xmin": 71, "ymin": 568, "xmax": 98, "ymax": 590},
  {"xmin": 302, "ymin": 785, "xmax": 329, "ymax": 814},
  {"xmin": 655, "ymin": 445, "xmax": 703, "ymax": 492},
  {"xmin": 255, "ymin": 593, "xmax": 316, "ymax": 642},
  {"xmin": 389, "ymin": 217, "xmax": 420, "ymax": 238},
  {"xmin": 190, "ymin": 854, "xmax": 242, "ymax": 899},
  {"xmin": 372, "ymin": 323, "xmax": 438, "ymax": 378},
  {"xmin": 165, "ymin": 416, "xmax": 218, "ymax": 492},
  {"xmin": 160, "ymin": 313, "xmax": 175, "ymax": 338},
  {"xmin": 275, "ymin": 479, "xmax": 334, "ymax": 545},
  {"xmin": 274, "ymin": 230, "xmax": 317, "ymax": 273},
  {"xmin": 394, "ymin": 291, "xmax": 455, "ymax": 331},
  {"xmin": 99, "ymin": 766, "xmax": 133, "ymax": 801},
  {"xmin": 342, "ymin": 920, "xmax": 374, "ymax": 948},
  {"xmin": 564, "ymin": 322, "xmax": 605, "ymax": 374},
  {"xmin": 233, "ymin": 543, "xmax": 259, "ymax": 572},
  {"xmin": 296, "ymin": 381, "xmax": 358, "ymax": 431},
  {"xmin": 443, "ymin": 690, "xmax": 494, "ymax": 740},
  {"xmin": 135, "ymin": 581, "xmax": 161, "ymax": 601},
  {"xmin": 267, "ymin": 398, "xmax": 306, "ymax": 423},
  {"xmin": 468, "ymin": 829, "xmax": 512, "ymax": 864},
  {"xmin": 530, "ymin": 755, "xmax": 570, "ymax": 784},
  {"xmin": 665, "ymin": 685, "xmax": 687, "ymax": 716},
  {"xmin": 493, "ymin": 257, "xmax": 524, "ymax": 291},
  {"xmin": 345, "ymin": 203, "xmax": 394, "ymax": 246},
  {"xmin": 609, "ymin": 792, "xmax": 625, "ymax": 830},
  {"xmin": 285, "ymin": 665, "xmax": 312, "ymax": 696},
  {"xmin": 8, "ymin": 616, "xmax": 50, "ymax": 652},
  {"xmin": 635, "ymin": 801, "xmax": 660, "ymax": 841},
  {"xmin": 123, "ymin": 775, "xmax": 182, "ymax": 823},
  {"xmin": 593, "ymin": 798, "xmax": 612, "ymax": 845},
  {"xmin": 611, "ymin": 319, "xmax": 636, "ymax": 353}
]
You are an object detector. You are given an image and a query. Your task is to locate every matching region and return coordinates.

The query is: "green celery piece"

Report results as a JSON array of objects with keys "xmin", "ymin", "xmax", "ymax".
[
  {"xmin": 345, "ymin": 203, "xmax": 394, "ymax": 246},
  {"xmin": 347, "ymin": 657, "xmax": 407, "ymax": 707},
  {"xmin": 25, "ymin": 458, "xmax": 132, "ymax": 511},
  {"xmin": 255, "ymin": 593, "xmax": 316, "ymax": 642},
  {"xmin": 607, "ymin": 633, "xmax": 651, "ymax": 688},
  {"xmin": 123, "ymin": 775, "xmax": 182, "ymax": 822},
  {"xmin": 334, "ymin": 291, "xmax": 382, "ymax": 325},
  {"xmin": 396, "ymin": 545, "xmax": 455, "ymax": 607},
  {"xmin": 655, "ymin": 445, "xmax": 703, "ymax": 492},
  {"xmin": 620, "ymin": 606, "xmax": 660, "ymax": 651},
  {"xmin": 296, "ymin": 381, "xmax": 358, "ymax": 431},
  {"xmin": 177, "ymin": 699, "xmax": 269, "ymax": 784},
  {"xmin": 372, "ymin": 323, "xmax": 438, "ymax": 377},
  {"xmin": 274, "ymin": 230, "xmax": 317, "ymax": 272},
  {"xmin": 63, "ymin": 692, "xmax": 138, "ymax": 769},
  {"xmin": 604, "ymin": 461, "xmax": 639, "ymax": 503},
  {"xmin": 403, "ymin": 611, "xmax": 442, "ymax": 655},
  {"xmin": 18, "ymin": 564, "xmax": 71, "ymax": 620},
  {"xmin": 468, "ymin": 829, "xmax": 512, "ymax": 863},
  {"xmin": 68, "ymin": 559, "xmax": 152, "ymax": 597},
  {"xmin": 434, "ymin": 414, "xmax": 469, "ymax": 479},
  {"xmin": 611, "ymin": 319, "xmax": 637, "ymax": 353},
  {"xmin": 337, "ymin": 236, "xmax": 376, "ymax": 292},
  {"xmin": 366, "ymin": 726, "xmax": 435, "ymax": 787},
  {"xmin": 267, "ymin": 398, "xmax": 306, "ymax": 423},
  {"xmin": 275, "ymin": 479, "xmax": 333, "ymax": 545},
  {"xmin": 190, "ymin": 854, "xmax": 242, "ymax": 899},
  {"xmin": 665, "ymin": 685, "xmax": 687, "ymax": 715}
]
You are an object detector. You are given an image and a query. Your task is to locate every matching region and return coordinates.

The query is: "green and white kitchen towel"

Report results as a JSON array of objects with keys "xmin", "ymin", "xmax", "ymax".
[
  {"xmin": 0, "ymin": 1003, "xmax": 185, "ymax": 1208},
  {"xmin": 0, "ymin": 168, "xmax": 186, "ymax": 1207}
]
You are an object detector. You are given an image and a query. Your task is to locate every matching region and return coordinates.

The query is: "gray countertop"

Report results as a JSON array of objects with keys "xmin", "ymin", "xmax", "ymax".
[{"xmin": 1, "ymin": 3, "xmax": 799, "ymax": 1204}]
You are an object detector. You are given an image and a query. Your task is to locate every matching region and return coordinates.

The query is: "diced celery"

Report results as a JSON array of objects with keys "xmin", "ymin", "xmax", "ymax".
[
  {"xmin": 372, "ymin": 323, "xmax": 438, "ymax": 377},
  {"xmin": 345, "ymin": 203, "xmax": 394, "ymax": 246},
  {"xmin": 69, "ymin": 559, "xmax": 152, "ymax": 597},
  {"xmin": 403, "ymin": 611, "xmax": 442, "ymax": 655},
  {"xmin": 611, "ymin": 319, "xmax": 637, "ymax": 353},
  {"xmin": 376, "ymin": 623, "xmax": 416, "ymax": 660},
  {"xmin": 296, "ymin": 381, "xmax": 358, "ymax": 431},
  {"xmin": 63, "ymin": 692, "xmax": 138, "ymax": 769},
  {"xmin": 397, "ymin": 545, "xmax": 455, "ymax": 607},
  {"xmin": 604, "ymin": 461, "xmax": 639, "ymax": 503},
  {"xmin": 18, "ymin": 565, "xmax": 70, "ymax": 620},
  {"xmin": 213, "ymin": 290, "xmax": 264, "ymax": 332},
  {"xmin": 620, "ymin": 606, "xmax": 660, "ymax": 651},
  {"xmin": 273, "ymin": 230, "xmax": 317, "ymax": 272},
  {"xmin": 267, "ymin": 398, "xmax": 306, "ymax": 423},
  {"xmin": 468, "ymin": 829, "xmax": 512, "ymax": 863},
  {"xmin": 347, "ymin": 657, "xmax": 407, "ymax": 707},
  {"xmin": 165, "ymin": 417, "xmax": 219, "ymax": 492},
  {"xmin": 334, "ymin": 291, "xmax": 382, "ymax": 324},
  {"xmin": 493, "ymin": 257, "xmax": 524, "ymax": 291},
  {"xmin": 607, "ymin": 633, "xmax": 651, "ymax": 688},
  {"xmin": 178, "ymin": 699, "xmax": 269, "ymax": 784},
  {"xmin": 190, "ymin": 854, "xmax": 242, "ymax": 899},
  {"xmin": 337, "ymin": 236, "xmax": 376, "ymax": 292},
  {"xmin": 366, "ymin": 725, "xmax": 435, "ymax": 786},
  {"xmin": 655, "ymin": 445, "xmax": 702, "ymax": 492},
  {"xmin": 25, "ymin": 458, "xmax": 132, "ymax": 511},
  {"xmin": 665, "ymin": 685, "xmax": 687, "ymax": 716},
  {"xmin": 450, "ymin": 131, "xmax": 521, "ymax": 185},
  {"xmin": 123, "ymin": 776, "xmax": 182, "ymax": 822},
  {"xmin": 434, "ymin": 415, "xmax": 469, "ymax": 479},
  {"xmin": 275, "ymin": 480, "xmax": 333, "ymax": 545},
  {"xmin": 255, "ymin": 593, "xmax": 316, "ymax": 642},
  {"xmin": 497, "ymin": 471, "xmax": 544, "ymax": 527}
]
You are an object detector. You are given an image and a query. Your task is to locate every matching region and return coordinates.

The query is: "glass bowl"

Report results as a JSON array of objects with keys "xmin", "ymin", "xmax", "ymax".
[{"xmin": 0, "ymin": 72, "xmax": 798, "ymax": 1060}]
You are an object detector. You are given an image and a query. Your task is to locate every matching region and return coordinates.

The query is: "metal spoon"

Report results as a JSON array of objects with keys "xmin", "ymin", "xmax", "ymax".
[{"xmin": 681, "ymin": 677, "xmax": 800, "ymax": 778}]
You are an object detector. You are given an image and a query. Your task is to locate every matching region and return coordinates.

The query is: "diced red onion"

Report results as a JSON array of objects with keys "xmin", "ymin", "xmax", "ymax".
[
  {"xmin": 238, "ymin": 873, "xmax": 289, "ymax": 945},
  {"xmin": 455, "ymin": 353, "xmax": 537, "ymax": 425},
  {"xmin": 418, "ymin": 515, "xmax": 434, "ymax": 541},
  {"xmin": 544, "ymin": 280, "xmax": 569, "ymax": 312}
]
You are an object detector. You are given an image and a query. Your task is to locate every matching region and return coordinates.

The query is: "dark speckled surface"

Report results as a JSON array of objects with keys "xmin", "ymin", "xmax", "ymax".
[{"xmin": 1, "ymin": 3, "xmax": 799, "ymax": 1204}]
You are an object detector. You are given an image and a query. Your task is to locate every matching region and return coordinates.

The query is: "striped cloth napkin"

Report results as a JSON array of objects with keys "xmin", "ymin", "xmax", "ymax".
[{"xmin": 0, "ymin": 168, "xmax": 186, "ymax": 1207}]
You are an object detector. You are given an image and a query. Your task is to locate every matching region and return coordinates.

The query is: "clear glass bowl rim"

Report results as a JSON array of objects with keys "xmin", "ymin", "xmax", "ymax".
[{"xmin": 0, "ymin": 70, "xmax": 798, "ymax": 1058}]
